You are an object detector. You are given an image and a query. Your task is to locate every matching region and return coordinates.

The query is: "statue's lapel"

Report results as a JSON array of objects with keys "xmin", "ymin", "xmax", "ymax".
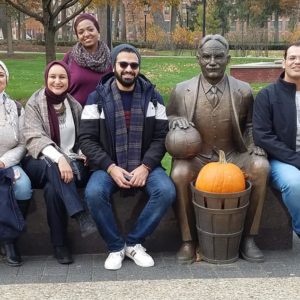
[
  {"xmin": 228, "ymin": 76, "xmax": 246, "ymax": 149},
  {"xmin": 184, "ymin": 75, "xmax": 201, "ymax": 121},
  {"xmin": 228, "ymin": 76, "xmax": 242, "ymax": 116}
]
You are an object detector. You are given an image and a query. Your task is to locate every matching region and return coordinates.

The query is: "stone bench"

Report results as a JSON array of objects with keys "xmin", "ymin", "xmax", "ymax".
[
  {"xmin": 255, "ymin": 187, "xmax": 292, "ymax": 250},
  {"xmin": 18, "ymin": 186, "xmax": 292, "ymax": 255},
  {"xmin": 18, "ymin": 189, "xmax": 181, "ymax": 255}
]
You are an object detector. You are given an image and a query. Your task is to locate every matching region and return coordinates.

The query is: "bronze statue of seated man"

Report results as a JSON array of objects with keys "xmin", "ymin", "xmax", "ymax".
[{"xmin": 166, "ymin": 34, "xmax": 269, "ymax": 264}]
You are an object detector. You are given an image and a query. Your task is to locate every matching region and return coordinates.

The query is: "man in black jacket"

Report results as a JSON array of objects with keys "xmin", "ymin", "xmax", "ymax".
[
  {"xmin": 79, "ymin": 44, "xmax": 176, "ymax": 270},
  {"xmin": 253, "ymin": 41, "xmax": 300, "ymax": 240}
]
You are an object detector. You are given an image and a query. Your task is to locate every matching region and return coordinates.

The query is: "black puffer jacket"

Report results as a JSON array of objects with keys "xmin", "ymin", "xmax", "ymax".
[{"xmin": 79, "ymin": 73, "xmax": 169, "ymax": 171}]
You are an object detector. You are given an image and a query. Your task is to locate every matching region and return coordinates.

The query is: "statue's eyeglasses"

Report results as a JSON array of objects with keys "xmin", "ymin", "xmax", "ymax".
[{"xmin": 117, "ymin": 61, "xmax": 139, "ymax": 70}]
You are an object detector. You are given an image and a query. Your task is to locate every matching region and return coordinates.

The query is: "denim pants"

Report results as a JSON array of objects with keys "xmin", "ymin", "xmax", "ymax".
[
  {"xmin": 85, "ymin": 167, "xmax": 176, "ymax": 252},
  {"xmin": 270, "ymin": 159, "xmax": 300, "ymax": 235},
  {"xmin": 22, "ymin": 156, "xmax": 89, "ymax": 246},
  {"xmin": 12, "ymin": 165, "xmax": 32, "ymax": 200}
]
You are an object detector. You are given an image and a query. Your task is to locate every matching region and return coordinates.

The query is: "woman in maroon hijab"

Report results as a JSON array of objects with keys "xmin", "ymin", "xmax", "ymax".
[{"xmin": 22, "ymin": 61, "xmax": 96, "ymax": 264}]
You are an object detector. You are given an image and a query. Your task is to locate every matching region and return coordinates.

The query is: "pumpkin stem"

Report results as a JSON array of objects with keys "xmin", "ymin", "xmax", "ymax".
[{"xmin": 219, "ymin": 150, "xmax": 227, "ymax": 164}]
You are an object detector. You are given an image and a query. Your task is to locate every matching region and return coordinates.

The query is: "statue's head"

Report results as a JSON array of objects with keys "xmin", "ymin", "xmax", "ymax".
[{"xmin": 197, "ymin": 34, "xmax": 231, "ymax": 85}]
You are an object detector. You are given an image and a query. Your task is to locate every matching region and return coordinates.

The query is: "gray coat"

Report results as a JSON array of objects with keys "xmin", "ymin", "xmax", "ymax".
[{"xmin": 24, "ymin": 88, "xmax": 82, "ymax": 159}]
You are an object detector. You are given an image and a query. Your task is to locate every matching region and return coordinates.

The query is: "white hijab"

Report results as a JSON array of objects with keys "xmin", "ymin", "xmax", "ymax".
[
  {"xmin": 0, "ymin": 60, "xmax": 9, "ymax": 83},
  {"xmin": 0, "ymin": 61, "xmax": 18, "ymax": 139}
]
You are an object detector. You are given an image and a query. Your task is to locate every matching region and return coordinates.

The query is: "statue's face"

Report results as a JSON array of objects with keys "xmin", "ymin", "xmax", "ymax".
[{"xmin": 198, "ymin": 40, "xmax": 230, "ymax": 84}]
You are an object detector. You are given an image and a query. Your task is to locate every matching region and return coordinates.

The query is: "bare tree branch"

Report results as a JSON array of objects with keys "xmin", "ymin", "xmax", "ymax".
[
  {"xmin": 54, "ymin": 0, "xmax": 92, "ymax": 31},
  {"xmin": 52, "ymin": 0, "xmax": 78, "ymax": 19},
  {"xmin": 5, "ymin": 0, "xmax": 43, "ymax": 22},
  {"xmin": 46, "ymin": 0, "xmax": 51, "ymax": 12}
]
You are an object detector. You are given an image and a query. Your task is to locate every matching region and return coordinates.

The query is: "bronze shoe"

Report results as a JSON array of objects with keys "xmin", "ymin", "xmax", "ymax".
[
  {"xmin": 176, "ymin": 241, "xmax": 196, "ymax": 264},
  {"xmin": 240, "ymin": 236, "xmax": 264, "ymax": 263}
]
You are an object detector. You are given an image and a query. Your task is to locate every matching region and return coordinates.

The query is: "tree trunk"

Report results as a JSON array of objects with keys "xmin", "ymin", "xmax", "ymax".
[
  {"xmin": 274, "ymin": 10, "xmax": 279, "ymax": 43},
  {"xmin": 120, "ymin": 1, "xmax": 126, "ymax": 41},
  {"xmin": 113, "ymin": 0, "xmax": 120, "ymax": 41},
  {"xmin": 131, "ymin": 15, "xmax": 137, "ymax": 41},
  {"xmin": 153, "ymin": 10, "xmax": 168, "ymax": 32},
  {"xmin": 97, "ymin": 5, "xmax": 108, "ymax": 45},
  {"xmin": 0, "ymin": 2, "xmax": 8, "ymax": 39},
  {"xmin": 44, "ymin": 27, "xmax": 56, "ymax": 64},
  {"xmin": 20, "ymin": 12, "xmax": 26, "ymax": 40},
  {"xmin": 61, "ymin": 8, "xmax": 68, "ymax": 41},
  {"xmin": 17, "ymin": 12, "xmax": 21, "ymax": 40},
  {"xmin": 6, "ymin": 6, "xmax": 13, "ymax": 56},
  {"xmin": 170, "ymin": 5, "xmax": 177, "ymax": 33}
]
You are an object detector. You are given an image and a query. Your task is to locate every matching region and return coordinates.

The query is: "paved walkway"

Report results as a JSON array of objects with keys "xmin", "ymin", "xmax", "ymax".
[{"xmin": 0, "ymin": 234, "xmax": 300, "ymax": 299}]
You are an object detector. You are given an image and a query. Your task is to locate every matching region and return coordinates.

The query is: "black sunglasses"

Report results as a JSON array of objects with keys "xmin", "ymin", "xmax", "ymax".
[{"xmin": 117, "ymin": 61, "xmax": 139, "ymax": 70}]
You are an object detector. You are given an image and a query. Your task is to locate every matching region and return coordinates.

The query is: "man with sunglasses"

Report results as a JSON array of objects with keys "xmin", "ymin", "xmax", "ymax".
[
  {"xmin": 166, "ymin": 34, "xmax": 269, "ymax": 264},
  {"xmin": 79, "ymin": 44, "xmax": 176, "ymax": 270}
]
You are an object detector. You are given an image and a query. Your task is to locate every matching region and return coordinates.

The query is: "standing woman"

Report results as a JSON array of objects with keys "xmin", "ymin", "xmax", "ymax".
[
  {"xmin": 0, "ymin": 60, "xmax": 32, "ymax": 266},
  {"xmin": 63, "ymin": 13, "xmax": 112, "ymax": 106},
  {"xmin": 22, "ymin": 61, "xmax": 96, "ymax": 265}
]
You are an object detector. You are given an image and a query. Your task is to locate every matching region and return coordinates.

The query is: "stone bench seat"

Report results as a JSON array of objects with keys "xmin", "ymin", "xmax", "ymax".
[{"xmin": 18, "ymin": 186, "xmax": 292, "ymax": 255}]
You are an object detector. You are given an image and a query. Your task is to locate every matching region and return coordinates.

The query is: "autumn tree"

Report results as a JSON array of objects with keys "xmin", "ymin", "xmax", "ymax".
[{"xmin": 5, "ymin": 0, "xmax": 93, "ymax": 63}]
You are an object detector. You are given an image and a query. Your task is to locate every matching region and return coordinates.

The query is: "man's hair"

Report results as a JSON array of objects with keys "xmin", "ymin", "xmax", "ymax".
[
  {"xmin": 284, "ymin": 41, "xmax": 300, "ymax": 59},
  {"xmin": 198, "ymin": 34, "xmax": 229, "ymax": 54}
]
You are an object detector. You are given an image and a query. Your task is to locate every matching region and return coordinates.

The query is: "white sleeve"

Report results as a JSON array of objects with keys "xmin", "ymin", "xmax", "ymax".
[{"xmin": 42, "ymin": 145, "xmax": 63, "ymax": 163}]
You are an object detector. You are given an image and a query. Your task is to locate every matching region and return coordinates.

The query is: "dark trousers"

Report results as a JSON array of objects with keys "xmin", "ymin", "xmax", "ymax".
[{"xmin": 23, "ymin": 156, "xmax": 89, "ymax": 246}]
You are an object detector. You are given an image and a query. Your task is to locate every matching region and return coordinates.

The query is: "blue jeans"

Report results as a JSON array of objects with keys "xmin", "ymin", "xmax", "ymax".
[
  {"xmin": 85, "ymin": 167, "xmax": 176, "ymax": 252},
  {"xmin": 12, "ymin": 165, "xmax": 32, "ymax": 200},
  {"xmin": 270, "ymin": 159, "xmax": 300, "ymax": 235}
]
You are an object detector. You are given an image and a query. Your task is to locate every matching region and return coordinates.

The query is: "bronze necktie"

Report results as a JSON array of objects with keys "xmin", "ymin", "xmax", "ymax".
[{"xmin": 210, "ymin": 86, "xmax": 219, "ymax": 108}]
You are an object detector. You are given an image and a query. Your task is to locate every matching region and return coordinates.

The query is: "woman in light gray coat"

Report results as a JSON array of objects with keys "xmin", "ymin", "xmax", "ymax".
[{"xmin": 0, "ymin": 60, "xmax": 32, "ymax": 266}]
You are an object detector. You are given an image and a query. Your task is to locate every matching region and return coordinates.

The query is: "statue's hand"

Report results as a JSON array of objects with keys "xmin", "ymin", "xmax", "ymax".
[
  {"xmin": 170, "ymin": 117, "xmax": 194, "ymax": 130},
  {"xmin": 252, "ymin": 146, "xmax": 267, "ymax": 157}
]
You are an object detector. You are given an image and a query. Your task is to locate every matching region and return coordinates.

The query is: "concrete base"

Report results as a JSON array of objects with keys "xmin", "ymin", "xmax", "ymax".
[{"xmin": 18, "ymin": 186, "xmax": 292, "ymax": 255}]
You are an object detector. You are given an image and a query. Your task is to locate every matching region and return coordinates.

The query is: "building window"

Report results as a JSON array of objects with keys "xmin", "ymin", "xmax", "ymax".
[{"xmin": 230, "ymin": 20, "xmax": 237, "ymax": 32}]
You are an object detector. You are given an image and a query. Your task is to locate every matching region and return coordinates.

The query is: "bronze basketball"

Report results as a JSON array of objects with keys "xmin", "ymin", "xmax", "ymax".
[{"xmin": 165, "ymin": 126, "xmax": 202, "ymax": 159}]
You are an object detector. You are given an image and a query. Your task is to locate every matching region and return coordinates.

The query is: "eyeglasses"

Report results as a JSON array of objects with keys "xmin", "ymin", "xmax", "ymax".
[{"xmin": 117, "ymin": 61, "xmax": 139, "ymax": 70}]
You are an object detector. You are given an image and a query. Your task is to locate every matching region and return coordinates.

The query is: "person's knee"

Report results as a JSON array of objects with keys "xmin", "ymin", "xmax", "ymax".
[
  {"xmin": 281, "ymin": 177, "xmax": 300, "ymax": 195},
  {"xmin": 85, "ymin": 177, "xmax": 111, "ymax": 207},
  {"xmin": 85, "ymin": 184, "xmax": 103, "ymax": 206},
  {"xmin": 14, "ymin": 175, "xmax": 32, "ymax": 200},
  {"xmin": 154, "ymin": 179, "xmax": 176, "ymax": 208},
  {"xmin": 163, "ymin": 184, "xmax": 176, "ymax": 206}
]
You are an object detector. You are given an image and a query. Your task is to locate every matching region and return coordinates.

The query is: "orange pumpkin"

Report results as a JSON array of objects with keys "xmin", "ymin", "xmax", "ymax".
[{"xmin": 195, "ymin": 150, "xmax": 246, "ymax": 193}]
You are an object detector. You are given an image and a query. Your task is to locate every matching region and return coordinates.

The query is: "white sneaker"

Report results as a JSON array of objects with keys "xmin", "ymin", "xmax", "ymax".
[
  {"xmin": 125, "ymin": 244, "xmax": 154, "ymax": 267},
  {"xmin": 104, "ymin": 248, "xmax": 125, "ymax": 270}
]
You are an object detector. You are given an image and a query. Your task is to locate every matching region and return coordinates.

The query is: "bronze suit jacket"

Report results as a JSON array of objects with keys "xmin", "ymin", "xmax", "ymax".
[{"xmin": 166, "ymin": 74, "xmax": 255, "ymax": 153}]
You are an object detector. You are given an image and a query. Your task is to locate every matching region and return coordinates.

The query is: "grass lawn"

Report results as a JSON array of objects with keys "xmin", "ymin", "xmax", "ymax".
[
  {"xmin": 1, "ymin": 53, "xmax": 276, "ymax": 103},
  {"xmin": 0, "ymin": 53, "xmax": 277, "ymax": 173}
]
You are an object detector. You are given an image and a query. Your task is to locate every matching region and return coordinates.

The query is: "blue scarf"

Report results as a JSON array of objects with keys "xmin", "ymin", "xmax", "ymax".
[{"xmin": 112, "ymin": 80, "xmax": 144, "ymax": 172}]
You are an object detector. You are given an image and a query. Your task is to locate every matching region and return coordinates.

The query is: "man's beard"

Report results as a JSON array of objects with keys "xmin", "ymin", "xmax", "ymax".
[{"xmin": 115, "ymin": 70, "xmax": 137, "ymax": 88}]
